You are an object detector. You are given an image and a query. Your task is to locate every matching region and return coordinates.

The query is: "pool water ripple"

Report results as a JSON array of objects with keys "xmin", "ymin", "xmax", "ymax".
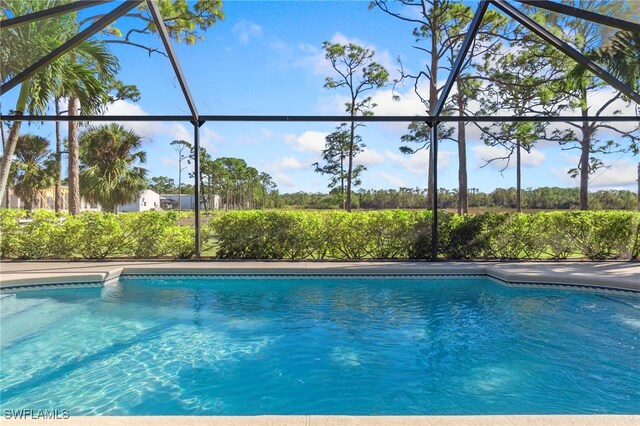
[{"xmin": 1, "ymin": 277, "xmax": 639, "ymax": 415}]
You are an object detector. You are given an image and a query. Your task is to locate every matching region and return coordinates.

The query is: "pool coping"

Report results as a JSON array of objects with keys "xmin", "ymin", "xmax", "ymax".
[{"xmin": 1, "ymin": 260, "xmax": 639, "ymax": 294}]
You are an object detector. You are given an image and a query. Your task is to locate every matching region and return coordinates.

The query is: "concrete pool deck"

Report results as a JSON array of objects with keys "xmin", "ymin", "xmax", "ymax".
[{"xmin": 1, "ymin": 260, "xmax": 639, "ymax": 293}]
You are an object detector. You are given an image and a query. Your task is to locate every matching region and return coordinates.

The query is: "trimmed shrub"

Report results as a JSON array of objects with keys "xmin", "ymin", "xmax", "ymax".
[
  {"xmin": 15, "ymin": 210, "xmax": 59, "ymax": 259},
  {"xmin": 75, "ymin": 212, "xmax": 125, "ymax": 259},
  {"xmin": 407, "ymin": 211, "xmax": 433, "ymax": 259},
  {"xmin": 120, "ymin": 211, "xmax": 178, "ymax": 258},
  {"xmin": 212, "ymin": 211, "xmax": 325, "ymax": 259},
  {"xmin": 0, "ymin": 209, "xmax": 26, "ymax": 258},
  {"xmin": 327, "ymin": 211, "xmax": 371, "ymax": 259},
  {"xmin": 440, "ymin": 213, "xmax": 490, "ymax": 260},
  {"xmin": 212, "ymin": 211, "xmax": 268, "ymax": 258},
  {"xmin": 362, "ymin": 210, "xmax": 415, "ymax": 259},
  {"xmin": 164, "ymin": 225, "xmax": 196, "ymax": 259},
  {"xmin": 560, "ymin": 211, "xmax": 638, "ymax": 260},
  {"xmin": 539, "ymin": 212, "xmax": 574, "ymax": 259},
  {"xmin": 485, "ymin": 213, "xmax": 548, "ymax": 260},
  {"xmin": 1, "ymin": 209, "xmax": 638, "ymax": 261},
  {"xmin": 49, "ymin": 214, "xmax": 82, "ymax": 258}
]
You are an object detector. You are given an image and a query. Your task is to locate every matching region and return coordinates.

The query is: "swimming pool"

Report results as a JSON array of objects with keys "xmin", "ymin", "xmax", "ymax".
[{"xmin": 1, "ymin": 275, "xmax": 638, "ymax": 415}]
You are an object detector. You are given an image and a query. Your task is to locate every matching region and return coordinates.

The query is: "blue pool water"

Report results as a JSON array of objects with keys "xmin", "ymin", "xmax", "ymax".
[{"xmin": 1, "ymin": 276, "xmax": 639, "ymax": 415}]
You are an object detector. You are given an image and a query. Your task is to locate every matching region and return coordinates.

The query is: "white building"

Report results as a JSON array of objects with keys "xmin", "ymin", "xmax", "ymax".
[
  {"xmin": 161, "ymin": 194, "xmax": 221, "ymax": 210},
  {"xmin": 117, "ymin": 190, "xmax": 161, "ymax": 212},
  {"xmin": 161, "ymin": 194, "xmax": 196, "ymax": 210}
]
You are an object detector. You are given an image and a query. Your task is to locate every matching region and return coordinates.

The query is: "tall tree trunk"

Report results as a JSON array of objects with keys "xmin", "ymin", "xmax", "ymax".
[
  {"xmin": 25, "ymin": 195, "xmax": 34, "ymax": 212},
  {"xmin": 346, "ymin": 120, "xmax": 355, "ymax": 212},
  {"xmin": 579, "ymin": 85, "xmax": 590, "ymax": 211},
  {"xmin": 1, "ymin": 116, "xmax": 9, "ymax": 208},
  {"xmin": 54, "ymin": 98, "xmax": 63, "ymax": 213},
  {"xmin": 456, "ymin": 80, "xmax": 468, "ymax": 215},
  {"xmin": 427, "ymin": 12, "xmax": 438, "ymax": 211},
  {"xmin": 579, "ymin": 132, "xmax": 590, "ymax": 211},
  {"xmin": 637, "ymin": 163, "xmax": 640, "ymax": 212},
  {"xmin": 199, "ymin": 162, "xmax": 207, "ymax": 211},
  {"xmin": 177, "ymin": 154, "xmax": 182, "ymax": 212},
  {"xmin": 516, "ymin": 140, "xmax": 522, "ymax": 213},
  {"xmin": 0, "ymin": 79, "xmax": 31, "ymax": 200},
  {"xmin": 68, "ymin": 96, "xmax": 81, "ymax": 215},
  {"xmin": 340, "ymin": 154, "xmax": 345, "ymax": 210}
]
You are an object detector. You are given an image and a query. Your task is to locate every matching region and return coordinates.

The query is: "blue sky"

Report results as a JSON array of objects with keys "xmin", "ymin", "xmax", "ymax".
[{"xmin": 2, "ymin": 1, "xmax": 639, "ymax": 193}]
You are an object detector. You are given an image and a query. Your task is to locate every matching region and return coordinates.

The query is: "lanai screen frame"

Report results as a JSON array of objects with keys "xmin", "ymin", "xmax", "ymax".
[{"xmin": 1, "ymin": 0, "xmax": 639, "ymax": 259}]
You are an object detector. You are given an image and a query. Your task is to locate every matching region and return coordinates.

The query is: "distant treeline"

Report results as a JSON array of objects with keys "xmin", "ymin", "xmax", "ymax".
[
  {"xmin": 148, "ymin": 174, "xmax": 637, "ymax": 211},
  {"xmin": 277, "ymin": 187, "xmax": 639, "ymax": 211}
]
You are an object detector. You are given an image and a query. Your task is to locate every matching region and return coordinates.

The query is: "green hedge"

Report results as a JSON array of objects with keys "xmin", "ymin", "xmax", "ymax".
[
  {"xmin": 1, "ymin": 209, "xmax": 638, "ymax": 260},
  {"xmin": 0, "ymin": 210, "xmax": 194, "ymax": 260},
  {"xmin": 210, "ymin": 210, "xmax": 640, "ymax": 261}
]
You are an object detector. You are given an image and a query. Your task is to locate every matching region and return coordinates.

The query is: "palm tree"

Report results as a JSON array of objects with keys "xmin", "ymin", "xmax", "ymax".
[
  {"xmin": 10, "ymin": 135, "xmax": 56, "ymax": 211},
  {"xmin": 597, "ymin": 31, "xmax": 639, "ymax": 94},
  {"xmin": 79, "ymin": 124, "xmax": 148, "ymax": 213},
  {"xmin": 0, "ymin": 1, "xmax": 118, "ymax": 204}
]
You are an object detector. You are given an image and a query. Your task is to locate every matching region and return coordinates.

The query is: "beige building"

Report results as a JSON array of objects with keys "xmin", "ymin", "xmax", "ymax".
[{"xmin": 2, "ymin": 186, "xmax": 100, "ymax": 211}]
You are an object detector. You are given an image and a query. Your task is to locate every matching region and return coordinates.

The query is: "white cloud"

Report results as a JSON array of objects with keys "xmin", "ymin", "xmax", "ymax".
[
  {"xmin": 104, "ymin": 99, "xmax": 147, "ymax": 116},
  {"xmin": 384, "ymin": 151, "xmax": 429, "ymax": 175},
  {"xmin": 561, "ymin": 153, "xmax": 581, "ymax": 165},
  {"xmin": 284, "ymin": 131, "xmax": 327, "ymax": 154},
  {"xmin": 317, "ymin": 93, "xmax": 350, "ymax": 114},
  {"xmin": 297, "ymin": 43, "xmax": 331, "ymax": 75},
  {"xmin": 550, "ymin": 167, "xmax": 578, "ymax": 186},
  {"xmin": 328, "ymin": 32, "xmax": 397, "ymax": 74},
  {"xmin": 160, "ymin": 157, "xmax": 177, "ymax": 167},
  {"xmin": 233, "ymin": 20, "xmax": 262, "ymax": 44},
  {"xmin": 472, "ymin": 145, "xmax": 545, "ymax": 170},
  {"xmin": 590, "ymin": 158, "xmax": 638, "ymax": 188},
  {"xmin": 235, "ymin": 134, "xmax": 260, "ymax": 145},
  {"xmin": 547, "ymin": 158, "xmax": 638, "ymax": 190},
  {"xmin": 230, "ymin": 127, "xmax": 279, "ymax": 145},
  {"xmin": 537, "ymin": 95, "xmax": 639, "ymax": 143},
  {"xmin": 440, "ymin": 82, "xmax": 639, "ymax": 145},
  {"xmin": 320, "ymin": 86, "xmax": 425, "ymax": 115},
  {"xmin": 317, "ymin": 88, "xmax": 426, "ymax": 134},
  {"xmin": 582, "ymin": 88, "xmax": 638, "ymax": 124},
  {"xmin": 201, "ymin": 128, "xmax": 223, "ymax": 152},
  {"xmin": 371, "ymin": 89, "xmax": 426, "ymax": 116},
  {"xmin": 280, "ymin": 156, "xmax": 308, "ymax": 170},
  {"xmin": 159, "ymin": 155, "xmax": 193, "ymax": 175},
  {"xmin": 104, "ymin": 100, "xmax": 222, "ymax": 152},
  {"xmin": 522, "ymin": 149, "xmax": 545, "ymax": 167},
  {"xmin": 355, "ymin": 147, "xmax": 385, "ymax": 167},
  {"xmin": 272, "ymin": 32, "xmax": 398, "ymax": 79},
  {"xmin": 262, "ymin": 156, "xmax": 311, "ymax": 188},
  {"xmin": 274, "ymin": 172, "xmax": 295, "ymax": 188},
  {"xmin": 269, "ymin": 41, "xmax": 328, "ymax": 75},
  {"xmin": 384, "ymin": 149, "xmax": 451, "ymax": 175},
  {"xmin": 385, "ymin": 150, "xmax": 427, "ymax": 175},
  {"xmin": 379, "ymin": 172, "xmax": 406, "ymax": 188}
]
